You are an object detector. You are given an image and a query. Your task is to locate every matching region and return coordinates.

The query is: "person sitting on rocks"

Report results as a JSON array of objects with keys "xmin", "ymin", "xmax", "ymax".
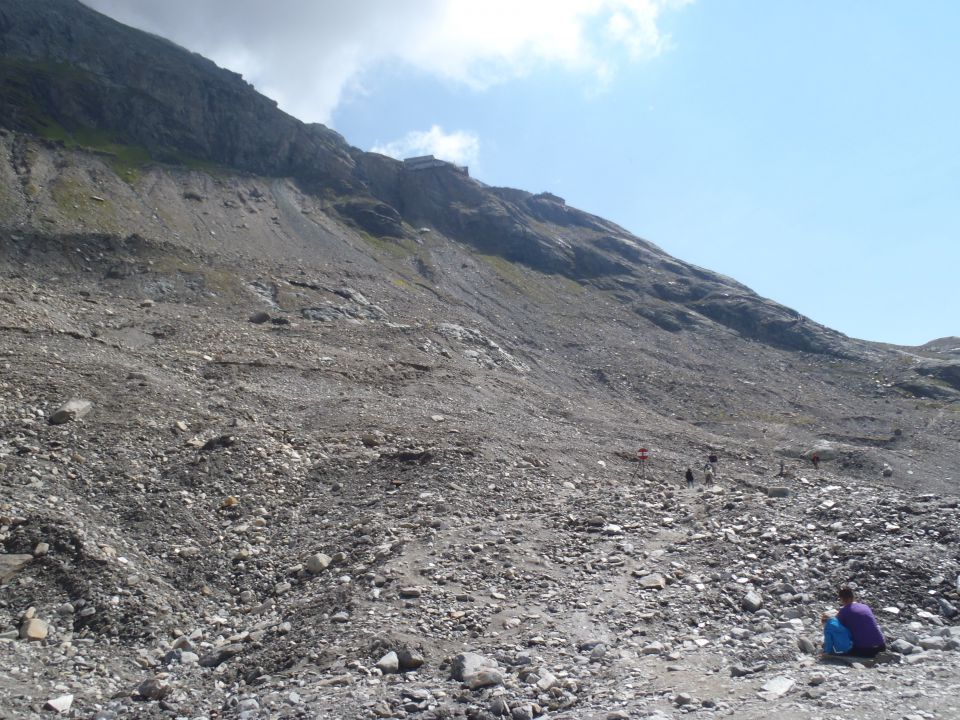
[
  {"xmin": 837, "ymin": 586, "xmax": 887, "ymax": 657},
  {"xmin": 821, "ymin": 610, "xmax": 853, "ymax": 656}
]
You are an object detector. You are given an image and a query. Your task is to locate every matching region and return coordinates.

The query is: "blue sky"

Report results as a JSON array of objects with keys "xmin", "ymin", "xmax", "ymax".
[{"xmin": 85, "ymin": 1, "xmax": 959, "ymax": 345}]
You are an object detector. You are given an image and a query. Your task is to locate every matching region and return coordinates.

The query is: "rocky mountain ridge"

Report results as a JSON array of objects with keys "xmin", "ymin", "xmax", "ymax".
[{"xmin": 0, "ymin": 0, "xmax": 885, "ymax": 360}]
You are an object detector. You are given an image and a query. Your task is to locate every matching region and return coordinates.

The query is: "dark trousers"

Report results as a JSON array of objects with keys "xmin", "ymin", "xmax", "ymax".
[{"xmin": 849, "ymin": 644, "xmax": 886, "ymax": 658}]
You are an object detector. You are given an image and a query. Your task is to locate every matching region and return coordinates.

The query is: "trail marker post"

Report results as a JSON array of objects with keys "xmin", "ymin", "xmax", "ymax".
[{"xmin": 636, "ymin": 447, "xmax": 649, "ymax": 479}]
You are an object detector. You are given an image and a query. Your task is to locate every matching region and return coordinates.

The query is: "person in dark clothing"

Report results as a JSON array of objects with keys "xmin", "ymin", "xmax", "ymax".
[
  {"xmin": 812, "ymin": 453, "xmax": 821, "ymax": 469},
  {"xmin": 836, "ymin": 587, "xmax": 886, "ymax": 657},
  {"xmin": 684, "ymin": 467, "xmax": 694, "ymax": 489}
]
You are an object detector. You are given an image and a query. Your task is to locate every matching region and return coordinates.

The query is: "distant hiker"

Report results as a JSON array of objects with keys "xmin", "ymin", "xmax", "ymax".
[
  {"xmin": 836, "ymin": 587, "xmax": 886, "ymax": 657},
  {"xmin": 821, "ymin": 610, "xmax": 853, "ymax": 656},
  {"xmin": 811, "ymin": 453, "xmax": 821, "ymax": 470},
  {"xmin": 777, "ymin": 459, "xmax": 785, "ymax": 477},
  {"xmin": 685, "ymin": 467, "xmax": 695, "ymax": 489},
  {"xmin": 703, "ymin": 464, "xmax": 714, "ymax": 485},
  {"xmin": 708, "ymin": 453, "xmax": 718, "ymax": 471}
]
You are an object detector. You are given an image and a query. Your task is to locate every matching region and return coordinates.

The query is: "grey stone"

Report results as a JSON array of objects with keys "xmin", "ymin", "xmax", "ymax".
[
  {"xmin": 939, "ymin": 598, "xmax": 958, "ymax": 618},
  {"xmin": 535, "ymin": 670, "xmax": 558, "ymax": 691},
  {"xmin": 918, "ymin": 635, "xmax": 947, "ymax": 651},
  {"xmin": 137, "ymin": 676, "xmax": 170, "ymax": 700},
  {"xmin": 890, "ymin": 638, "xmax": 916, "ymax": 654},
  {"xmin": 306, "ymin": 553, "xmax": 332, "ymax": 574},
  {"xmin": 199, "ymin": 643, "xmax": 243, "ymax": 667},
  {"xmin": 511, "ymin": 706, "xmax": 533, "ymax": 720},
  {"xmin": 450, "ymin": 652, "xmax": 503, "ymax": 689},
  {"xmin": 466, "ymin": 668, "xmax": 505, "ymax": 690},
  {"xmin": 490, "ymin": 697, "xmax": 511, "ymax": 716},
  {"xmin": 742, "ymin": 590, "xmax": 763, "ymax": 612},
  {"xmin": 590, "ymin": 643, "xmax": 607, "ymax": 662},
  {"xmin": 397, "ymin": 647, "xmax": 425, "ymax": 670},
  {"xmin": 730, "ymin": 663, "xmax": 765, "ymax": 677},
  {"xmin": 638, "ymin": 573, "xmax": 667, "ymax": 590},
  {"xmin": 49, "ymin": 398, "xmax": 93, "ymax": 425},
  {"xmin": 376, "ymin": 651, "xmax": 399, "ymax": 674}
]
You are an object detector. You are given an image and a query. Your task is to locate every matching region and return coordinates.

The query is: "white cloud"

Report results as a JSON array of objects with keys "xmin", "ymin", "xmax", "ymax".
[
  {"xmin": 371, "ymin": 126, "xmax": 480, "ymax": 167},
  {"xmin": 81, "ymin": 1, "xmax": 692, "ymax": 124}
]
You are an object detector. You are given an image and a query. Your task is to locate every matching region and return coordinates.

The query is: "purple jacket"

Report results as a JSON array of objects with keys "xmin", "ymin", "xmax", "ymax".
[{"xmin": 837, "ymin": 602, "xmax": 885, "ymax": 649}]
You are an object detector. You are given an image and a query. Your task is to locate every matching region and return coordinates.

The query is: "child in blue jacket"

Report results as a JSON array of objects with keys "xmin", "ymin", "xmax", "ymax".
[{"xmin": 822, "ymin": 611, "xmax": 853, "ymax": 655}]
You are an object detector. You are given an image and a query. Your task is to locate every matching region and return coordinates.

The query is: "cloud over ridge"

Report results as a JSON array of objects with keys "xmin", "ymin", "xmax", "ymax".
[
  {"xmin": 370, "ymin": 126, "xmax": 480, "ymax": 167},
  {"xmin": 82, "ymin": 0, "xmax": 691, "ymax": 124}
]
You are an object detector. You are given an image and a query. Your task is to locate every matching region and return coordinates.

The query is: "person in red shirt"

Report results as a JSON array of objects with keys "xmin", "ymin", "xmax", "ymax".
[{"xmin": 836, "ymin": 587, "xmax": 886, "ymax": 657}]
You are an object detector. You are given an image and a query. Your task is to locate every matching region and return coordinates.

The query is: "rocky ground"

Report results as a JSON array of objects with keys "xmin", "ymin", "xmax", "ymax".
[{"xmin": 1, "ymin": 136, "xmax": 959, "ymax": 719}]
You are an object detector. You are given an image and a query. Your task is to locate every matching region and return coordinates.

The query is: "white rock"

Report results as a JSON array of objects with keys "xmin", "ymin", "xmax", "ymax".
[
  {"xmin": 377, "ymin": 651, "xmax": 400, "ymax": 674},
  {"xmin": 20, "ymin": 618, "xmax": 48, "ymax": 641},
  {"xmin": 49, "ymin": 398, "xmax": 93, "ymax": 425},
  {"xmin": 45, "ymin": 694, "xmax": 73, "ymax": 713},
  {"xmin": 759, "ymin": 676, "xmax": 795, "ymax": 700}
]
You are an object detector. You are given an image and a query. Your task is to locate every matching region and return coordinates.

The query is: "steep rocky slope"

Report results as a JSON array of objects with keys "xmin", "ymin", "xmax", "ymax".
[
  {"xmin": 1, "ymin": 2, "xmax": 959, "ymax": 719},
  {"xmin": 2, "ymin": 127, "xmax": 959, "ymax": 720}
]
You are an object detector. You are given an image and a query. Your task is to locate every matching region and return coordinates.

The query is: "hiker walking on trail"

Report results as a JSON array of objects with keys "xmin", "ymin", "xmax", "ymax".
[
  {"xmin": 685, "ymin": 467, "xmax": 695, "ymax": 489},
  {"xmin": 811, "ymin": 453, "xmax": 821, "ymax": 470},
  {"xmin": 703, "ymin": 463, "xmax": 714, "ymax": 485},
  {"xmin": 836, "ymin": 587, "xmax": 886, "ymax": 657},
  {"xmin": 708, "ymin": 453, "xmax": 718, "ymax": 475},
  {"xmin": 777, "ymin": 459, "xmax": 785, "ymax": 477}
]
